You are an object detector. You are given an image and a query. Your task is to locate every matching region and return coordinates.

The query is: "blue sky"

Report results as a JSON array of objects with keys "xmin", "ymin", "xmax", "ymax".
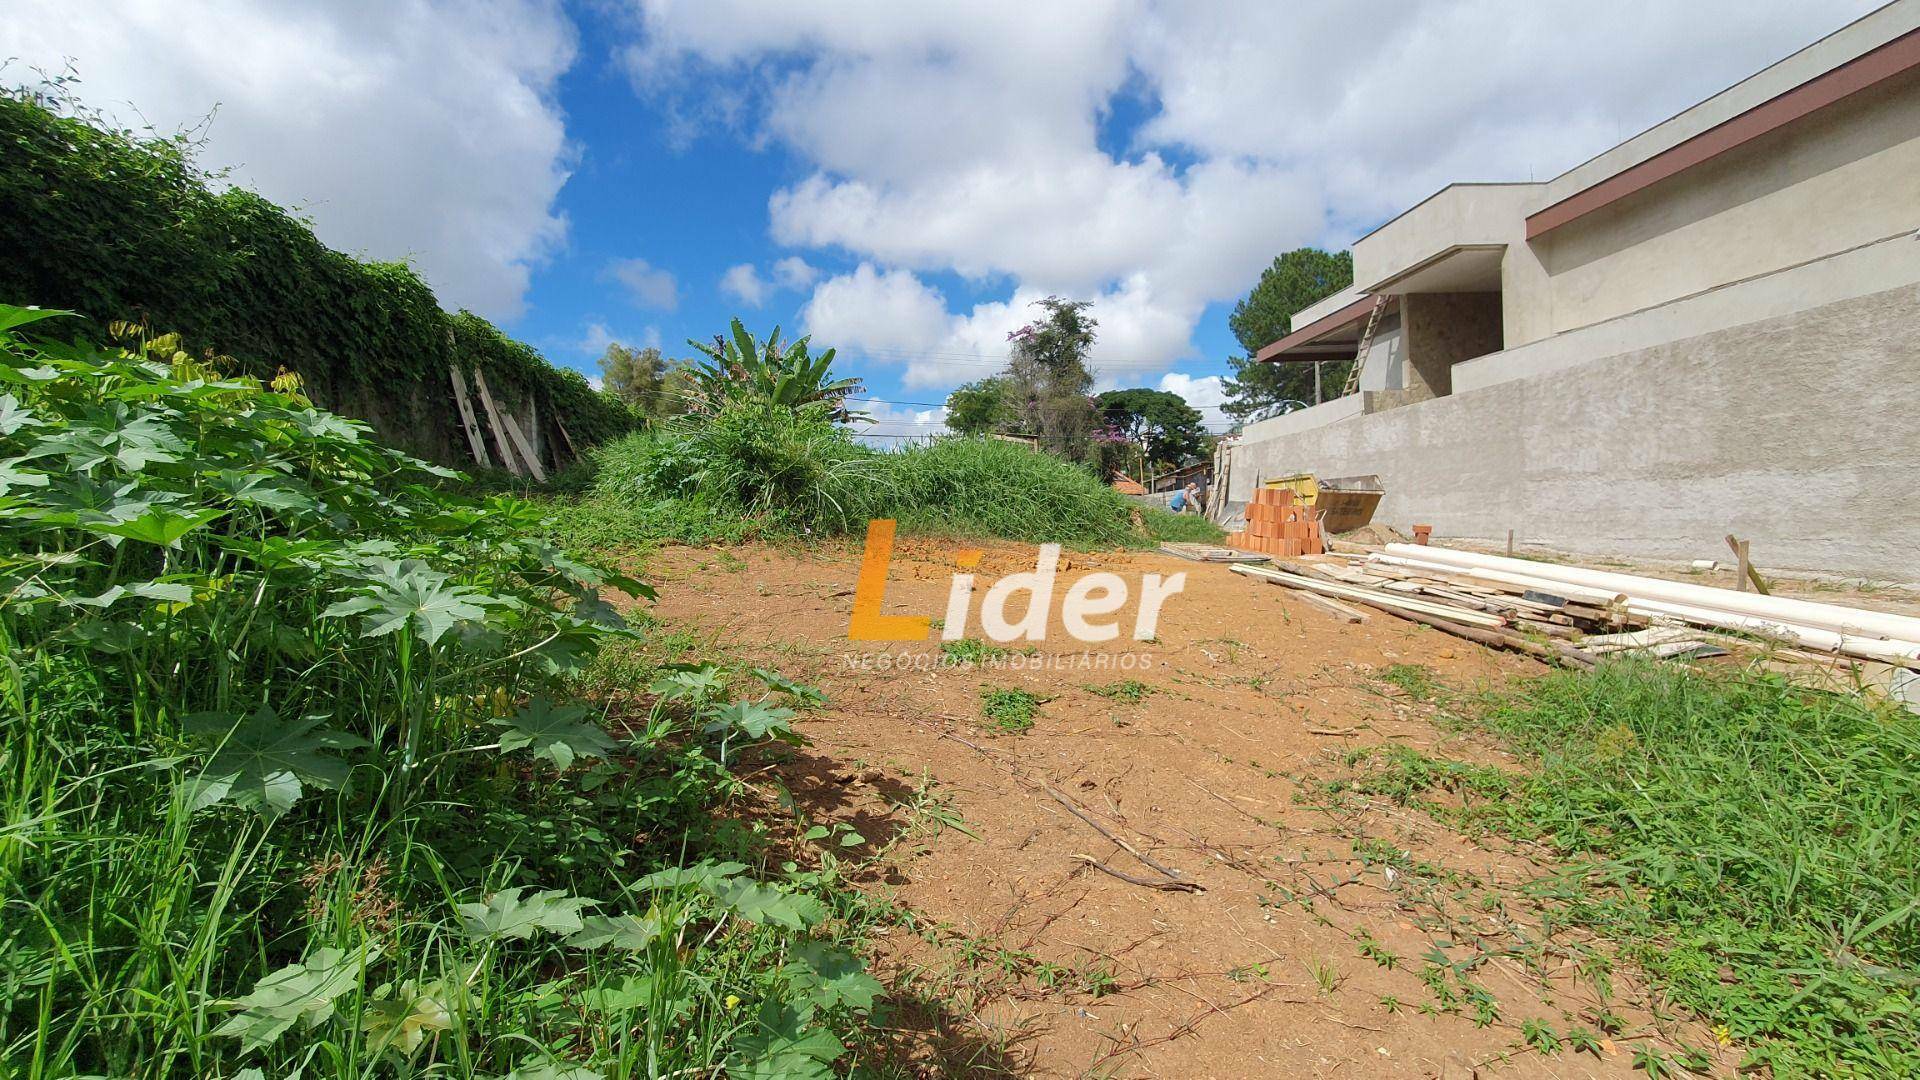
[
  {"xmin": 517, "ymin": 0, "xmax": 1253, "ymax": 436},
  {"xmin": 7, "ymin": 1, "xmax": 1881, "ymax": 439}
]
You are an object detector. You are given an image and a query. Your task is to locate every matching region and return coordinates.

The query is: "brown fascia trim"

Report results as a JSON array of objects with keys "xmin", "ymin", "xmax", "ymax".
[
  {"xmin": 1526, "ymin": 25, "xmax": 1920, "ymax": 240},
  {"xmin": 1254, "ymin": 295, "xmax": 1379, "ymax": 363}
]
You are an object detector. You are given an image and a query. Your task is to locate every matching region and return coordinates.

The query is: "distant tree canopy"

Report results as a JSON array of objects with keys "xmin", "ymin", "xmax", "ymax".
[
  {"xmin": 1221, "ymin": 248, "xmax": 1355, "ymax": 423},
  {"xmin": 945, "ymin": 376, "xmax": 1016, "ymax": 436},
  {"xmin": 946, "ymin": 296, "xmax": 1105, "ymax": 465},
  {"xmin": 1094, "ymin": 388, "xmax": 1208, "ymax": 470},
  {"xmin": 598, "ymin": 342, "xmax": 694, "ymax": 424}
]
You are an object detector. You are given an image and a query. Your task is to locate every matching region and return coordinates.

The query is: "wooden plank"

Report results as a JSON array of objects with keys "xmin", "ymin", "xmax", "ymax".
[
  {"xmin": 1230, "ymin": 564, "xmax": 1506, "ymax": 628},
  {"xmin": 554, "ymin": 416, "xmax": 579, "ymax": 461},
  {"xmin": 469, "ymin": 367, "xmax": 525, "ymax": 477},
  {"xmin": 479, "ymin": 373, "xmax": 547, "ymax": 483},
  {"xmin": 447, "ymin": 366, "xmax": 493, "ymax": 469},
  {"xmin": 1295, "ymin": 591, "xmax": 1370, "ymax": 624}
]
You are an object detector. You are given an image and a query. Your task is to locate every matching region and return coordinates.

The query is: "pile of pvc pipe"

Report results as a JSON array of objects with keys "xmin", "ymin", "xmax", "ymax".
[{"xmin": 1374, "ymin": 544, "xmax": 1920, "ymax": 667}]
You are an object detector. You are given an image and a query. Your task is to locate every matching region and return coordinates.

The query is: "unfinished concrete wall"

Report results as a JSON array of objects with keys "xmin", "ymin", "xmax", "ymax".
[
  {"xmin": 1222, "ymin": 281, "xmax": 1920, "ymax": 582},
  {"xmin": 1505, "ymin": 66, "xmax": 1920, "ymax": 346},
  {"xmin": 1400, "ymin": 292, "xmax": 1502, "ymax": 401}
]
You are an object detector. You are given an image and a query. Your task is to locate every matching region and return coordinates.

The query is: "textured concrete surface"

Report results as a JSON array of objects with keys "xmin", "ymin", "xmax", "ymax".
[{"xmin": 1222, "ymin": 283, "xmax": 1920, "ymax": 581}]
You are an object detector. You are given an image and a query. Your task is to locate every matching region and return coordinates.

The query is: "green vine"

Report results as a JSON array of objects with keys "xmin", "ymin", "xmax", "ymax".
[{"xmin": 0, "ymin": 86, "xmax": 635, "ymax": 465}]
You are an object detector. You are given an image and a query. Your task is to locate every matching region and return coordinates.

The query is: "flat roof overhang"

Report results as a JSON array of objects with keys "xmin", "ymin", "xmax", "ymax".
[
  {"xmin": 1526, "ymin": 25, "xmax": 1920, "ymax": 239},
  {"xmin": 1369, "ymin": 244, "xmax": 1504, "ymax": 294},
  {"xmin": 1254, "ymin": 295, "xmax": 1396, "ymax": 363}
]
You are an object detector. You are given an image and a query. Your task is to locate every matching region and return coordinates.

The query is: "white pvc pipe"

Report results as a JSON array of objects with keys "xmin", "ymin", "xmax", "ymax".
[
  {"xmin": 1370, "ymin": 553, "xmax": 1920, "ymax": 665},
  {"xmin": 1385, "ymin": 544, "xmax": 1920, "ymax": 642},
  {"xmin": 1370, "ymin": 554, "xmax": 1628, "ymax": 606}
]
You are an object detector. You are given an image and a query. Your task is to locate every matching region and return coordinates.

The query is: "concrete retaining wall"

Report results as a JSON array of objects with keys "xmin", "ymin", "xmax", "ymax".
[{"xmin": 1222, "ymin": 281, "xmax": 1920, "ymax": 581}]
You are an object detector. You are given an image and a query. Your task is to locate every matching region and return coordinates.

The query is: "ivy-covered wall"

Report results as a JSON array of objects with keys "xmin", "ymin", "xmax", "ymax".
[{"xmin": 0, "ymin": 92, "xmax": 634, "ymax": 467}]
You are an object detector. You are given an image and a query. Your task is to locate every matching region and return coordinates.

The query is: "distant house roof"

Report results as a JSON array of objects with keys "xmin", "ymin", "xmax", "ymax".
[{"xmin": 1112, "ymin": 476, "xmax": 1148, "ymax": 495}]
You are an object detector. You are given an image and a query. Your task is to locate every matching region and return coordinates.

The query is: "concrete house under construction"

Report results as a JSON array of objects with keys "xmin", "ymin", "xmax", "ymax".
[{"xmin": 1222, "ymin": 1, "xmax": 1920, "ymax": 581}]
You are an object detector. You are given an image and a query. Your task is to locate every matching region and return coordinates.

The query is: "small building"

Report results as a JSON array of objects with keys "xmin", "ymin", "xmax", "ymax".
[{"xmin": 1226, "ymin": 1, "xmax": 1919, "ymax": 581}]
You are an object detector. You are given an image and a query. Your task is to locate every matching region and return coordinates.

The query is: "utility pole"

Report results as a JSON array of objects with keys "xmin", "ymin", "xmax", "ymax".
[{"xmin": 1313, "ymin": 361, "xmax": 1322, "ymax": 405}]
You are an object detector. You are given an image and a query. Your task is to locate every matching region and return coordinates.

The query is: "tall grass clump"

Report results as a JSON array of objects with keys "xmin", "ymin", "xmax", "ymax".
[
  {"xmin": 1466, "ymin": 660, "xmax": 1920, "ymax": 1076},
  {"xmin": 571, "ymin": 406, "xmax": 1218, "ymax": 550},
  {"xmin": 0, "ymin": 308, "xmax": 882, "ymax": 1076},
  {"xmin": 570, "ymin": 402, "xmax": 889, "ymax": 547},
  {"xmin": 881, "ymin": 436, "xmax": 1143, "ymax": 546}
]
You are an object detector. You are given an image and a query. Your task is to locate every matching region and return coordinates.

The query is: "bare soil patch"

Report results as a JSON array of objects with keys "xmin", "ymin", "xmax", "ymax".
[{"xmin": 637, "ymin": 538, "xmax": 1731, "ymax": 1077}]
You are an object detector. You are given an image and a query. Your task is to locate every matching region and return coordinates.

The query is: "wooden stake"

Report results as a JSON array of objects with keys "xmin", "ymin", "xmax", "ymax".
[
  {"xmin": 1506, "ymin": 529, "xmax": 1515, "ymax": 556},
  {"xmin": 447, "ymin": 367, "xmax": 492, "ymax": 469},
  {"xmin": 1726, "ymin": 534, "xmax": 1772, "ymax": 595},
  {"xmin": 474, "ymin": 365, "xmax": 545, "ymax": 478}
]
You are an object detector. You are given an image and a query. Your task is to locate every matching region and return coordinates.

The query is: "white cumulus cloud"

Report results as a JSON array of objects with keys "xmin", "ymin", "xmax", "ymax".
[
  {"xmin": 4, "ymin": 0, "xmax": 580, "ymax": 322},
  {"xmin": 626, "ymin": 0, "xmax": 1875, "ymax": 387},
  {"xmin": 605, "ymin": 257, "xmax": 679, "ymax": 311},
  {"xmin": 847, "ymin": 400, "xmax": 951, "ymax": 446},
  {"xmin": 1155, "ymin": 373, "xmax": 1230, "ymax": 431},
  {"xmin": 719, "ymin": 263, "xmax": 768, "ymax": 307}
]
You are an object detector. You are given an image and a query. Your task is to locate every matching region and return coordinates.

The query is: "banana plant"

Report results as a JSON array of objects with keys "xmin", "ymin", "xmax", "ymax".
[{"xmin": 686, "ymin": 318, "xmax": 865, "ymax": 420}]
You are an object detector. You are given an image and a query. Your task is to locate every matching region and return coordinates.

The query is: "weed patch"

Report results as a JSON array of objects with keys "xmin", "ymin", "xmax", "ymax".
[
  {"xmin": 1083, "ymin": 679, "xmax": 1154, "ymax": 703},
  {"xmin": 979, "ymin": 688, "xmax": 1044, "ymax": 734},
  {"xmin": 1342, "ymin": 660, "xmax": 1920, "ymax": 1076}
]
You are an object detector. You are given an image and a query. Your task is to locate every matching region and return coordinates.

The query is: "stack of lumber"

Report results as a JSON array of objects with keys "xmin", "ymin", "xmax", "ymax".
[
  {"xmin": 1226, "ymin": 487, "xmax": 1325, "ymax": 557},
  {"xmin": 1230, "ymin": 544, "xmax": 1920, "ymax": 698},
  {"xmin": 1370, "ymin": 544, "xmax": 1920, "ymax": 668}
]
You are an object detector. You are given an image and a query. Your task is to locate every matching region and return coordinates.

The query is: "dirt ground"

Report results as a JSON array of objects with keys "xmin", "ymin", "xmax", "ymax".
[{"xmin": 636, "ymin": 537, "xmax": 1736, "ymax": 1078}]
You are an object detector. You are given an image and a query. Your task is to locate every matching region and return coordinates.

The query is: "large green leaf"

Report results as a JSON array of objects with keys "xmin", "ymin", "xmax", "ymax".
[
  {"xmin": 359, "ymin": 978, "xmax": 454, "ymax": 1056},
  {"xmin": 212, "ymin": 943, "xmax": 381, "ymax": 1053},
  {"xmin": 0, "ymin": 305, "xmax": 73, "ymax": 334},
  {"xmin": 492, "ymin": 697, "xmax": 619, "ymax": 771},
  {"xmin": 784, "ymin": 942, "xmax": 883, "ymax": 1012},
  {"xmin": 0, "ymin": 457, "xmax": 48, "ymax": 494},
  {"xmin": 456, "ymin": 887, "xmax": 596, "ymax": 941},
  {"xmin": 0, "ymin": 394, "xmax": 41, "ymax": 435},
  {"xmin": 83, "ymin": 506, "xmax": 227, "ymax": 547},
  {"xmin": 701, "ymin": 699, "xmax": 796, "ymax": 742},
  {"xmin": 567, "ymin": 913, "xmax": 666, "ymax": 951},
  {"xmin": 730, "ymin": 1000, "xmax": 844, "ymax": 1080},
  {"xmin": 185, "ymin": 706, "xmax": 369, "ymax": 819},
  {"xmin": 630, "ymin": 861, "xmax": 827, "ymax": 929},
  {"xmin": 707, "ymin": 876, "xmax": 826, "ymax": 930},
  {"xmin": 322, "ymin": 558, "xmax": 502, "ymax": 644}
]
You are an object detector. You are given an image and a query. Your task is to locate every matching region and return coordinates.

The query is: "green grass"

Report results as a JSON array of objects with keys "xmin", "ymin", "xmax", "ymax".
[
  {"xmin": 1350, "ymin": 660, "xmax": 1920, "ymax": 1077},
  {"xmin": 940, "ymin": 638, "xmax": 1012, "ymax": 666},
  {"xmin": 1083, "ymin": 679, "xmax": 1154, "ymax": 703},
  {"xmin": 881, "ymin": 436, "xmax": 1147, "ymax": 547},
  {"xmin": 1376, "ymin": 662, "xmax": 1441, "ymax": 701},
  {"xmin": 1140, "ymin": 507, "xmax": 1225, "ymax": 544},
  {"xmin": 569, "ymin": 414, "xmax": 1196, "ymax": 550},
  {"xmin": 979, "ymin": 688, "xmax": 1043, "ymax": 734}
]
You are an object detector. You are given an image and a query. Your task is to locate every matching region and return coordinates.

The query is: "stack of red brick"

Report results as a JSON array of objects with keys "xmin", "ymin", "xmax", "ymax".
[{"xmin": 1227, "ymin": 487, "xmax": 1325, "ymax": 557}]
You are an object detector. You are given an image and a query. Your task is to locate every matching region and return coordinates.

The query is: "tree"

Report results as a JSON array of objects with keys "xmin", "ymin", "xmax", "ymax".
[
  {"xmin": 1095, "ymin": 388, "xmax": 1208, "ymax": 471},
  {"xmin": 1222, "ymin": 248, "xmax": 1354, "ymax": 421},
  {"xmin": 944, "ymin": 376, "xmax": 1015, "ymax": 436},
  {"xmin": 686, "ymin": 318, "xmax": 864, "ymax": 420},
  {"xmin": 1004, "ymin": 297, "xmax": 1100, "ymax": 463},
  {"xmin": 598, "ymin": 342, "xmax": 691, "ymax": 424}
]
